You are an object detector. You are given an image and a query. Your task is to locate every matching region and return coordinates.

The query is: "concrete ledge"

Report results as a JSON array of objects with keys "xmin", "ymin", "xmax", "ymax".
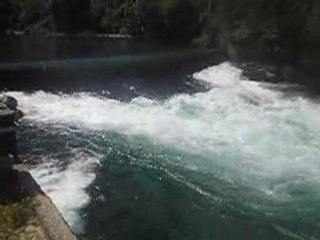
[
  {"xmin": 17, "ymin": 171, "xmax": 78, "ymax": 240},
  {"xmin": 1, "ymin": 95, "xmax": 76, "ymax": 239}
]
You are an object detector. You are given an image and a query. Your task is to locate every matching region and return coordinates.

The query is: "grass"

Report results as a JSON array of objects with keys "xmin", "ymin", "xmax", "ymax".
[{"xmin": 0, "ymin": 197, "xmax": 35, "ymax": 240}]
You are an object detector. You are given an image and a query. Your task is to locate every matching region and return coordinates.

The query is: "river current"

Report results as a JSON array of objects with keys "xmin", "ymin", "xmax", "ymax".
[{"xmin": 6, "ymin": 61, "xmax": 320, "ymax": 240}]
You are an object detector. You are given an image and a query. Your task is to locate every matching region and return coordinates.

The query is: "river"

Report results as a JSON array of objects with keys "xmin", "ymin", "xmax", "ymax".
[{"xmin": 1, "ymin": 36, "xmax": 320, "ymax": 240}]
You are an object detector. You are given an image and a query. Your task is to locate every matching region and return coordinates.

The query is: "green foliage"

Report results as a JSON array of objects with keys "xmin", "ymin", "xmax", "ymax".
[
  {"xmin": 16, "ymin": 0, "xmax": 46, "ymax": 28},
  {"xmin": 305, "ymin": 1, "xmax": 320, "ymax": 44},
  {"xmin": 0, "ymin": 0, "xmax": 319, "ymax": 63},
  {"xmin": 0, "ymin": 0, "xmax": 49, "ymax": 32},
  {"xmin": 0, "ymin": 1, "xmax": 14, "ymax": 32},
  {"xmin": 193, "ymin": 31, "xmax": 210, "ymax": 47},
  {"xmin": 136, "ymin": 0, "xmax": 199, "ymax": 43},
  {"xmin": 91, "ymin": 0, "xmax": 199, "ymax": 42},
  {"xmin": 100, "ymin": 1, "xmax": 142, "ymax": 34},
  {"xmin": 52, "ymin": 0, "xmax": 91, "ymax": 32},
  {"xmin": 0, "ymin": 198, "xmax": 34, "ymax": 240},
  {"xmin": 213, "ymin": 0, "xmax": 318, "ymax": 60}
]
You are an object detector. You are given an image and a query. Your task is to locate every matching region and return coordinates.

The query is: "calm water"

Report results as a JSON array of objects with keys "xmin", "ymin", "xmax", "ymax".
[
  {"xmin": 0, "ymin": 35, "xmax": 177, "ymax": 63},
  {"xmin": 2, "ymin": 36, "xmax": 320, "ymax": 240}
]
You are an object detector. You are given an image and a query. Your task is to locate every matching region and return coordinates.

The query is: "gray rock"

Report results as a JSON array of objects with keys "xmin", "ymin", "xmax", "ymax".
[
  {"xmin": 0, "ymin": 127, "xmax": 18, "ymax": 164},
  {"xmin": 0, "ymin": 108, "xmax": 15, "ymax": 127},
  {"xmin": 241, "ymin": 62, "xmax": 278, "ymax": 82},
  {"xmin": 0, "ymin": 95, "xmax": 22, "ymax": 164},
  {"xmin": 14, "ymin": 109, "xmax": 24, "ymax": 122},
  {"xmin": 0, "ymin": 102, "xmax": 7, "ymax": 110},
  {"xmin": 0, "ymin": 95, "xmax": 18, "ymax": 110},
  {"xmin": 0, "ymin": 156, "xmax": 13, "ymax": 173},
  {"xmin": 0, "ymin": 95, "xmax": 23, "ymax": 125}
]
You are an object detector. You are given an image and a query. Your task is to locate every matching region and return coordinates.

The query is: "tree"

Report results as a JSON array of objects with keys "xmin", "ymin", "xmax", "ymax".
[
  {"xmin": 52, "ymin": 0, "xmax": 91, "ymax": 32},
  {"xmin": 0, "ymin": 0, "xmax": 16, "ymax": 32},
  {"xmin": 137, "ymin": 0, "xmax": 199, "ymax": 43}
]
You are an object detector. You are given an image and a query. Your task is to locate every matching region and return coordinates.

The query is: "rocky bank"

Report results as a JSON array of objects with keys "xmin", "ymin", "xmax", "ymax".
[{"xmin": 0, "ymin": 95, "xmax": 77, "ymax": 240}]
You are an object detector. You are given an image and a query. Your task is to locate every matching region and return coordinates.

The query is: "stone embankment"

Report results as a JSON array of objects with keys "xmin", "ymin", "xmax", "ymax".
[{"xmin": 0, "ymin": 95, "xmax": 77, "ymax": 240}]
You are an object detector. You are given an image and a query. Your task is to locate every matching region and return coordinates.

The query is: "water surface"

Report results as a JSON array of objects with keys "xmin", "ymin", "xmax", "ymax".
[{"xmin": 2, "ymin": 37, "xmax": 320, "ymax": 240}]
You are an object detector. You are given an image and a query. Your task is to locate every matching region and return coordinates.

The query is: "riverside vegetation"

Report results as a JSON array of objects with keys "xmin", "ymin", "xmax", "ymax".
[
  {"xmin": 0, "ymin": 174, "xmax": 47, "ymax": 240},
  {"xmin": 0, "ymin": 198, "xmax": 35, "ymax": 240},
  {"xmin": 0, "ymin": 0, "xmax": 319, "ymax": 65}
]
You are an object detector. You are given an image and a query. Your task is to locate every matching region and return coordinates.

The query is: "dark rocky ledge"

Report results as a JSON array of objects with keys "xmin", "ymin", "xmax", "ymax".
[{"xmin": 0, "ymin": 94, "xmax": 22, "ymax": 172}]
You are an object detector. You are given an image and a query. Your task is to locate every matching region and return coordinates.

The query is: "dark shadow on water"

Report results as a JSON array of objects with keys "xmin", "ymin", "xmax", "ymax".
[{"xmin": 0, "ymin": 50, "xmax": 224, "ymax": 99}]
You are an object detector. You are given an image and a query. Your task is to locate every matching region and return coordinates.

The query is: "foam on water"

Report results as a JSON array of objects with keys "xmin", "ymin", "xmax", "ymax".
[
  {"xmin": 7, "ymin": 62, "xmax": 320, "ymax": 229},
  {"xmin": 30, "ymin": 152, "xmax": 98, "ymax": 232}
]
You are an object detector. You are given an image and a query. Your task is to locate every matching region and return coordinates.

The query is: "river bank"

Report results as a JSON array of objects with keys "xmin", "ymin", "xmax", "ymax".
[
  {"xmin": 0, "ymin": 168, "xmax": 78, "ymax": 240},
  {"xmin": 5, "ymin": 30, "xmax": 134, "ymax": 40},
  {"xmin": 0, "ymin": 95, "xmax": 77, "ymax": 240},
  {"xmin": 1, "ymin": 33, "xmax": 318, "ymax": 94}
]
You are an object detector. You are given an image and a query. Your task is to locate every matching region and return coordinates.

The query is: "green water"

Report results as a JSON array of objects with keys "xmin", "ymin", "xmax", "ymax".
[{"xmin": 8, "ymin": 62, "xmax": 320, "ymax": 240}]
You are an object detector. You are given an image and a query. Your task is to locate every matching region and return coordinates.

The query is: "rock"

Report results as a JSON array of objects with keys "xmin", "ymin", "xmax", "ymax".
[
  {"xmin": 0, "ymin": 95, "xmax": 22, "ymax": 165},
  {"xmin": 14, "ymin": 109, "xmax": 24, "ymax": 122},
  {"xmin": 0, "ymin": 96, "xmax": 23, "ymax": 122},
  {"xmin": 281, "ymin": 65, "xmax": 306, "ymax": 83},
  {"xmin": 0, "ymin": 127, "xmax": 18, "ymax": 164},
  {"xmin": 0, "ymin": 102, "xmax": 7, "ymax": 110},
  {"xmin": 0, "ymin": 127, "xmax": 17, "ymax": 153},
  {"xmin": 0, "ymin": 108, "xmax": 15, "ymax": 127},
  {"xmin": 0, "ymin": 156, "xmax": 13, "ymax": 173},
  {"xmin": 240, "ymin": 62, "xmax": 279, "ymax": 82},
  {"xmin": 1, "ymin": 95, "xmax": 18, "ymax": 110}
]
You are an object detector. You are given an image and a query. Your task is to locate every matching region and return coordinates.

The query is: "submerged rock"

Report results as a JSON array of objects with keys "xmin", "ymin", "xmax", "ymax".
[
  {"xmin": 240, "ymin": 62, "xmax": 278, "ymax": 82},
  {"xmin": 0, "ymin": 108, "xmax": 15, "ymax": 127},
  {"xmin": 14, "ymin": 109, "xmax": 24, "ymax": 122}
]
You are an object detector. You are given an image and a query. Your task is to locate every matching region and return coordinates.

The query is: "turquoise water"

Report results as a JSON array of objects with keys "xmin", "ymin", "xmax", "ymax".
[{"xmin": 8, "ymin": 62, "xmax": 320, "ymax": 240}]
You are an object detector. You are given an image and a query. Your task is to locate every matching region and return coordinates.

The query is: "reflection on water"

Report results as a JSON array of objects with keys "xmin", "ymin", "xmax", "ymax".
[
  {"xmin": 0, "ymin": 35, "xmax": 175, "ymax": 63},
  {"xmin": 0, "ymin": 36, "xmax": 222, "ymax": 94}
]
